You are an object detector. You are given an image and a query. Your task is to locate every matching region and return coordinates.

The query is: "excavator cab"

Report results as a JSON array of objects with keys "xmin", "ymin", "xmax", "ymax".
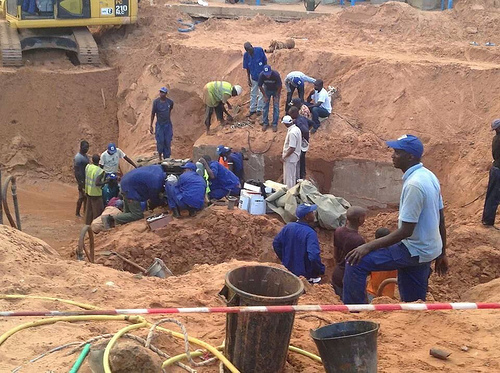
[{"xmin": 0, "ymin": 0, "xmax": 137, "ymax": 66}]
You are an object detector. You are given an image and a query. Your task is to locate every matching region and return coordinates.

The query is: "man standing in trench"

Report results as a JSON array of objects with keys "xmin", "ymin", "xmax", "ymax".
[
  {"xmin": 481, "ymin": 118, "xmax": 500, "ymax": 229},
  {"xmin": 150, "ymin": 87, "xmax": 174, "ymax": 161},
  {"xmin": 74, "ymin": 140, "xmax": 89, "ymax": 217},
  {"xmin": 242, "ymin": 42, "xmax": 267, "ymax": 118},
  {"xmin": 343, "ymin": 135, "xmax": 449, "ymax": 304}
]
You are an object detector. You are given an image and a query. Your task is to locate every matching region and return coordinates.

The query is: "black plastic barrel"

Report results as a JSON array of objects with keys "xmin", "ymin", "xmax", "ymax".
[
  {"xmin": 220, "ymin": 265, "xmax": 304, "ymax": 373},
  {"xmin": 310, "ymin": 321, "xmax": 379, "ymax": 373}
]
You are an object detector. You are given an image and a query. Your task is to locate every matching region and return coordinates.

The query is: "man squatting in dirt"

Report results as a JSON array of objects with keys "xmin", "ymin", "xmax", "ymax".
[{"xmin": 342, "ymin": 135, "xmax": 449, "ymax": 304}]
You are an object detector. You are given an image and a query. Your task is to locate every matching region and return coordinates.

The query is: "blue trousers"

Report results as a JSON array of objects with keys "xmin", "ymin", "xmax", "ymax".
[
  {"xmin": 209, "ymin": 186, "xmax": 241, "ymax": 200},
  {"xmin": 482, "ymin": 166, "xmax": 500, "ymax": 225},
  {"xmin": 343, "ymin": 242, "xmax": 431, "ymax": 304},
  {"xmin": 155, "ymin": 123, "xmax": 173, "ymax": 159},
  {"xmin": 262, "ymin": 89, "xmax": 280, "ymax": 127},
  {"xmin": 310, "ymin": 106, "xmax": 330, "ymax": 129},
  {"xmin": 165, "ymin": 183, "xmax": 188, "ymax": 210}
]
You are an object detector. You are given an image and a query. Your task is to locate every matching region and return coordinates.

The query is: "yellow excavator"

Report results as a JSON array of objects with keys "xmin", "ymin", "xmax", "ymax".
[{"xmin": 0, "ymin": 0, "xmax": 137, "ymax": 66}]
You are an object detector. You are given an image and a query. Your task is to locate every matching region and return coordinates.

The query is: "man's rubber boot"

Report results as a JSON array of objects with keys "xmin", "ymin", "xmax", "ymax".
[{"xmin": 172, "ymin": 208, "xmax": 181, "ymax": 218}]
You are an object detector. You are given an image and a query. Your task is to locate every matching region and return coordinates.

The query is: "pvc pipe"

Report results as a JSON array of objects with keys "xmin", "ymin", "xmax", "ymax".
[{"xmin": 69, "ymin": 343, "xmax": 91, "ymax": 373}]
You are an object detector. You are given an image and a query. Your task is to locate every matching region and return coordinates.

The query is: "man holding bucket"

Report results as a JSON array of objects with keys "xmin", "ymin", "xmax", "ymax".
[{"xmin": 343, "ymin": 135, "xmax": 448, "ymax": 304}]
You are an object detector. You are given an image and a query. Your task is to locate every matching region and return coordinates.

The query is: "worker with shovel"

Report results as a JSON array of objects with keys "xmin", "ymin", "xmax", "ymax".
[{"xmin": 203, "ymin": 81, "xmax": 243, "ymax": 134}]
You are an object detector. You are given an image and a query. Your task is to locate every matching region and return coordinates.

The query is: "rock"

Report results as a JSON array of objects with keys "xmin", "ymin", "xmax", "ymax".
[
  {"xmin": 466, "ymin": 27, "xmax": 478, "ymax": 34},
  {"xmin": 109, "ymin": 341, "xmax": 163, "ymax": 373}
]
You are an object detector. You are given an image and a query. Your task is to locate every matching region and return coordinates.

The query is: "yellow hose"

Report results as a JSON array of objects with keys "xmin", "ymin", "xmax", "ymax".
[
  {"xmin": 153, "ymin": 324, "xmax": 240, "ymax": 373},
  {"xmin": 288, "ymin": 345, "xmax": 322, "ymax": 363},
  {"xmin": 0, "ymin": 294, "xmax": 99, "ymax": 310},
  {"xmin": 103, "ymin": 316, "xmax": 148, "ymax": 373},
  {"xmin": 0, "ymin": 315, "xmax": 139, "ymax": 347},
  {"xmin": 162, "ymin": 345, "xmax": 224, "ymax": 368},
  {"xmin": 162, "ymin": 344, "xmax": 322, "ymax": 368}
]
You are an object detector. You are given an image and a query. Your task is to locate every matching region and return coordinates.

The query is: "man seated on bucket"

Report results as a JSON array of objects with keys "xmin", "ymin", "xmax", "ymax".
[
  {"xmin": 164, "ymin": 162, "xmax": 206, "ymax": 218},
  {"xmin": 199, "ymin": 155, "xmax": 241, "ymax": 200},
  {"xmin": 273, "ymin": 203, "xmax": 325, "ymax": 283}
]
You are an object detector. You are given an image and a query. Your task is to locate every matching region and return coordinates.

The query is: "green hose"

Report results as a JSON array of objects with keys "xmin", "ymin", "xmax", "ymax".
[{"xmin": 69, "ymin": 343, "xmax": 91, "ymax": 373}]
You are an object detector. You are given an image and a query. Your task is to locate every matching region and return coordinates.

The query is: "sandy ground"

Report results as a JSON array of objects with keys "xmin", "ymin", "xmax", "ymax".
[{"xmin": 1, "ymin": 0, "xmax": 500, "ymax": 372}]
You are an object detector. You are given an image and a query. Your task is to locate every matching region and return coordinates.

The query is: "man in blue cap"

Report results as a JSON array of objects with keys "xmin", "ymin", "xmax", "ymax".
[
  {"xmin": 343, "ymin": 134, "xmax": 448, "ymax": 304},
  {"xmin": 99, "ymin": 143, "xmax": 137, "ymax": 176},
  {"xmin": 109, "ymin": 165, "xmax": 166, "ymax": 225},
  {"xmin": 243, "ymin": 42, "xmax": 267, "ymax": 118},
  {"xmin": 273, "ymin": 203, "xmax": 325, "ymax": 283},
  {"xmin": 482, "ymin": 118, "xmax": 500, "ymax": 229},
  {"xmin": 199, "ymin": 155, "xmax": 240, "ymax": 200},
  {"xmin": 165, "ymin": 162, "xmax": 206, "ymax": 218},
  {"xmin": 258, "ymin": 64, "xmax": 282, "ymax": 132},
  {"xmin": 102, "ymin": 173, "xmax": 120, "ymax": 206},
  {"xmin": 150, "ymin": 87, "xmax": 175, "ymax": 161},
  {"xmin": 284, "ymin": 71, "xmax": 316, "ymax": 114},
  {"xmin": 216, "ymin": 145, "xmax": 245, "ymax": 185}
]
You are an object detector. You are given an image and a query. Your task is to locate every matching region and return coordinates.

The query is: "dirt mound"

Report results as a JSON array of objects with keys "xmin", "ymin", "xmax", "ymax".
[
  {"xmin": 2, "ymin": 226, "xmax": 500, "ymax": 372},
  {"xmin": 463, "ymin": 277, "xmax": 500, "ymax": 302},
  {"xmin": 93, "ymin": 206, "xmax": 284, "ymax": 274}
]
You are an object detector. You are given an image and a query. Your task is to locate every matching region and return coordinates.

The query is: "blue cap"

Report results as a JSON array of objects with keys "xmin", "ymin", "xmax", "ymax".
[
  {"xmin": 291, "ymin": 76, "xmax": 303, "ymax": 86},
  {"xmin": 159, "ymin": 87, "xmax": 168, "ymax": 93},
  {"xmin": 492, "ymin": 118, "xmax": 500, "ymax": 131},
  {"xmin": 263, "ymin": 65, "xmax": 272, "ymax": 75},
  {"xmin": 386, "ymin": 134, "xmax": 424, "ymax": 158},
  {"xmin": 107, "ymin": 143, "xmax": 117, "ymax": 154},
  {"xmin": 108, "ymin": 173, "xmax": 117, "ymax": 180},
  {"xmin": 216, "ymin": 145, "xmax": 231, "ymax": 155},
  {"xmin": 181, "ymin": 162, "xmax": 197, "ymax": 171},
  {"xmin": 296, "ymin": 203, "xmax": 317, "ymax": 219}
]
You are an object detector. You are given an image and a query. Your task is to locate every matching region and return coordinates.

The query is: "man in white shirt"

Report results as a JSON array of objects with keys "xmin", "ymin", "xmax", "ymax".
[
  {"xmin": 100, "ymin": 143, "xmax": 137, "ymax": 176},
  {"xmin": 284, "ymin": 71, "xmax": 316, "ymax": 113},
  {"xmin": 307, "ymin": 79, "xmax": 332, "ymax": 134},
  {"xmin": 281, "ymin": 115, "xmax": 302, "ymax": 189}
]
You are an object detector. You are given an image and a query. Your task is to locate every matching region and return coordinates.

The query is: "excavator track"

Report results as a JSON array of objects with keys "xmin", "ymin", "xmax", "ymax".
[
  {"xmin": 73, "ymin": 27, "xmax": 99, "ymax": 65},
  {"xmin": 0, "ymin": 21, "xmax": 22, "ymax": 67}
]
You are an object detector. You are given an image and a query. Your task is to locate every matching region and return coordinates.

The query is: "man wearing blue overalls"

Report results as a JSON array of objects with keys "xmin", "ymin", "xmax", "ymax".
[
  {"xmin": 165, "ymin": 162, "xmax": 206, "ymax": 218},
  {"xmin": 150, "ymin": 87, "xmax": 174, "ymax": 161},
  {"xmin": 343, "ymin": 135, "xmax": 449, "ymax": 304}
]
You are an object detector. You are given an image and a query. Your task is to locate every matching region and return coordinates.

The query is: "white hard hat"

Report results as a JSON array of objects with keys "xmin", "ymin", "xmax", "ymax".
[{"xmin": 234, "ymin": 85, "xmax": 242, "ymax": 96}]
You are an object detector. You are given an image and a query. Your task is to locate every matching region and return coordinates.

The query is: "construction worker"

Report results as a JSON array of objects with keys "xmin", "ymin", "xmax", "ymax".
[
  {"xmin": 281, "ymin": 115, "xmax": 302, "ymax": 189},
  {"xmin": 288, "ymin": 106, "xmax": 313, "ymax": 180},
  {"xmin": 150, "ymin": 87, "xmax": 175, "ymax": 161},
  {"xmin": 242, "ymin": 42, "xmax": 267, "ymax": 117},
  {"xmin": 482, "ymin": 118, "xmax": 500, "ymax": 229},
  {"xmin": 203, "ymin": 81, "xmax": 243, "ymax": 134},
  {"xmin": 84, "ymin": 154, "xmax": 105, "ymax": 225},
  {"xmin": 165, "ymin": 162, "xmax": 206, "ymax": 218},
  {"xmin": 74, "ymin": 140, "xmax": 89, "ymax": 217},
  {"xmin": 258, "ymin": 65, "xmax": 282, "ymax": 132},
  {"xmin": 273, "ymin": 203, "xmax": 325, "ymax": 283},
  {"xmin": 199, "ymin": 155, "xmax": 240, "ymax": 200},
  {"xmin": 284, "ymin": 71, "xmax": 316, "ymax": 114},
  {"xmin": 306, "ymin": 79, "xmax": 331, "ymax": 134},
  {"xmin": 343, "ymin": 135, "xmax": 448, "ymax": 304},
  {"xmin": 102, "ymin": 173, "xmax": 120, "ymax": 206},
  {"xmin": 216, "ymin": 145, "xmax": 245, "ymax": 185},
  {"xmin": 99, "ymin": 143, "xmax": 137, "ymax": 176},
  {"xmin": 109, "ymin": 165, "xmax": 166, "ymax": 226}
]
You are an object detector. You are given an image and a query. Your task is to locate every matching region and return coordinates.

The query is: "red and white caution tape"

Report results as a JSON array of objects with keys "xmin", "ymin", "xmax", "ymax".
[{"xmin": 0, "ymin": 303, "xmax": 499, "ymax": 317}]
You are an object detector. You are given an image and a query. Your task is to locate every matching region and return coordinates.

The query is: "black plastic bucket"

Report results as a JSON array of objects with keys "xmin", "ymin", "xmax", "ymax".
[
  {"xmin": 219, "ymin": 265, "xmax": 304, "ymax": 373},
  {"xmin": 310, "ymin": 321, "xmax": 379, "ymax": 373}
]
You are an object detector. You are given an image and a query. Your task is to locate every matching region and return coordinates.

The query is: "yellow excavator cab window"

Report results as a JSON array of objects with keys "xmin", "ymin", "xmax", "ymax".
[{"xmin": 60, "ymin": 0, "xmax": 82, "ymax": 15}]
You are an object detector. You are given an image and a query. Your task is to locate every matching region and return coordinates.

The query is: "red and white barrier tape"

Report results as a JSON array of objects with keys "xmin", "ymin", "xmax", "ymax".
[{"xmin": 0, "ymin": 303, "xmax": 499, "ymax": 317}]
